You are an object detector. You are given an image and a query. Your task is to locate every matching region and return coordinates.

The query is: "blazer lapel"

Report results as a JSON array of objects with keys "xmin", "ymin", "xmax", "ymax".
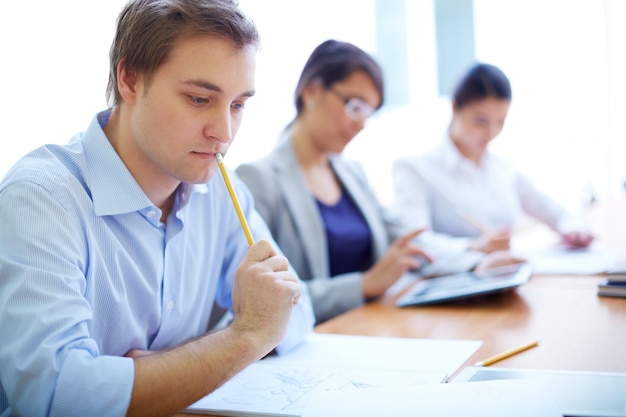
[
  {"xmin": 330, "ymin": 156, "xmax": 388, "ymax": 260},
  {"xmin": 273, "ymin": 140, "xmax": 330, "ymax": 278}
]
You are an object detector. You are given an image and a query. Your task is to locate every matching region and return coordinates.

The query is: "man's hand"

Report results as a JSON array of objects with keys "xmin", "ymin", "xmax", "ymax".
[{"xmin": 229, "ymin": 240, "xmax": 301, "ymax": 356}]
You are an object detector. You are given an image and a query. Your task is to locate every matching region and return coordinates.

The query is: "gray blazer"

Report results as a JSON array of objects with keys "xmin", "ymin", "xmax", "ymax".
[
  {"xmin": 236, "ymin": 135, "xmax": 398, "ymax": 323},
  {"xmin": 236, "ymin": 135, "xmax": 483, "ymax": 323}
]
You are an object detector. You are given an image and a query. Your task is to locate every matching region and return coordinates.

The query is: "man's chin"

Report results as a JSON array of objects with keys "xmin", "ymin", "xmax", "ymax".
[{"xmin": 184, "ymin": 169, "xmax": 216, "ymax": 185}]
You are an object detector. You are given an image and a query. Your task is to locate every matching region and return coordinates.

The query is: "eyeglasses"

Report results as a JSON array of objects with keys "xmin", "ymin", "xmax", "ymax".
[{"xmin": 326, "ymin": 87, "xmax": 377, "ymax": 121}]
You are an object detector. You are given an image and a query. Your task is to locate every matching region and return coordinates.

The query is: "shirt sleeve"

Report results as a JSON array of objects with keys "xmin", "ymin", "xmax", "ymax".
[
  {"xmin": 392, "ymin": 158, "xmax": 471, "ymax": 250},
  {"xmin": 391, "ymin": 157, "xmax": 434, "ymax": 232},
  {"xmin": 0, "ymin": 182, "xmax": 134, "ymax": 417},
  {"xmin": 515, "ymin": 169, "xmax": 590, "ymax": 234}
]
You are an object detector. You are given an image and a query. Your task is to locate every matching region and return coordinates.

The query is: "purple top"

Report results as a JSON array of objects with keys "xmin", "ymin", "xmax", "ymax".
[{"xmin": 316, "ymin": 192, "xmax": 372, "ymax": 277}]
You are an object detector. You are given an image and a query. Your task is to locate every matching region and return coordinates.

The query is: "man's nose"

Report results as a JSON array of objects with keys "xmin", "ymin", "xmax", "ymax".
[{"xmin": 204, "ymin": 108, "xmax": 232, "ymax": 143}]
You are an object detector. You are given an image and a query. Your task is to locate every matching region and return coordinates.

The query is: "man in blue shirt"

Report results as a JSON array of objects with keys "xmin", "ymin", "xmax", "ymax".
[{"xmin": 0, "ymin": 1, "xmax": 314, "ymax": 416}]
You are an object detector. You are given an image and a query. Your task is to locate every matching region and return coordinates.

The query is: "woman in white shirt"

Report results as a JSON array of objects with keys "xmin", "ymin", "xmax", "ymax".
[
  {"xmin": 392, "ymin": 62, "xmax": 593, "ymax": 254},
  {"xmin": 236, "ymin": 44, "xmax": 524, "ymax": 323}
]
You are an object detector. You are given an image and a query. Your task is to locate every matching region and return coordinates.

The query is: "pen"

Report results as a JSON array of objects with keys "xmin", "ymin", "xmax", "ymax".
[
  {"xmin": 215, "ymin": 152, "xmax": 255, "ymax": 247},
  {"xmin": 457, "ymin": 210, "xmax": 492, "ymax": 235},
  {"xmin": 474, "ymin": 340, "xmax": 539, "ymax": 367}
]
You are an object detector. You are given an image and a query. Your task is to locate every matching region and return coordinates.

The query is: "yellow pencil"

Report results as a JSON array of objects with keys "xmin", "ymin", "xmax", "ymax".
[
  {"xmin": 474, "ymin": 340, "xmax": 539, "ymax": 367},
  {"xmin": 215, "ymin": 152, "xmax": 254, "ymax": 247}
]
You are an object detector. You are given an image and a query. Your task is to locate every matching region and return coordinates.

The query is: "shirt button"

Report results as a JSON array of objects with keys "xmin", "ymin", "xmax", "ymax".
[
  {"xmin": 147, "ymin": 210, "xmax": 157, "ymax": 218},
  {"xmin": 166, "ymin": 300, "xmax": 174, "ymax": 310}
]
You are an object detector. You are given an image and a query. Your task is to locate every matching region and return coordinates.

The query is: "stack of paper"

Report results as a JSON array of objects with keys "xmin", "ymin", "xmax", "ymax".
[{"xmin": 512, "ymin": 245, "xmax": 618, "ymax": 275}]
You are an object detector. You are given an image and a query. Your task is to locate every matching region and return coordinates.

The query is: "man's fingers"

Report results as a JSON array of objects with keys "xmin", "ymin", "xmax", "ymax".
[{"xmin": 246, "ymin": 239, "xmax": 277, "ymax": 262}]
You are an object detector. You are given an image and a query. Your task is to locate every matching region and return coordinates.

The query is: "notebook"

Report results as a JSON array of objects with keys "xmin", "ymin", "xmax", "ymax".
[
  {"xmin": 597, "ymin": 280, "xmax": 626, "ymax": 298},
  {"xmin": 453, "ymin": 366, "xmax": 626, "ymax": 417},
  {"xmin": 396, "ymin": 263, "xmax": 533, "ymax": 307}
]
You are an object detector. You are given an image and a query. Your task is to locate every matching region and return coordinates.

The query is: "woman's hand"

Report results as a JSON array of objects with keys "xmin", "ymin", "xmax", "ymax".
[
  {"xmin": 561, "ymin": 230, "xmax": 594, "ymax": 248},
  {"xmin": 361, "ymin": 229, "xmax": 433, "ymax": 299},
  {"xmin": 474, "ymin": 250, "xmax": 526, "ymax": 271},
  {"xmin": 468, "ymin": 229, "xmax": 511, "ymax": 254}
]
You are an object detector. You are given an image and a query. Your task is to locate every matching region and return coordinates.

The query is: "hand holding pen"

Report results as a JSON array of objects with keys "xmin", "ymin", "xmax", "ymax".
[
  {"xmin": 459, "ymin": 211, "xmax": 511, "ymax": 254},
  {"xmin": 468, "ymin": 229, "xmax": 511, "ymax": 254},
  {"xmin": 215, "ymin": 152, "xmax": 300, "ymax": 311}
]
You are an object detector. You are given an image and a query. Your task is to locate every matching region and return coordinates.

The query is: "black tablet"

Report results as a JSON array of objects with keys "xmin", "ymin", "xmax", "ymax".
[{"xmin": 396, "ymin": 263, "xmax": 533, "ymax": 307}]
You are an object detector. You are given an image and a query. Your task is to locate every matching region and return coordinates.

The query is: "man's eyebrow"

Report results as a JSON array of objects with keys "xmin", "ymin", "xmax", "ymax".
[{"xmin": 184, "ymin": 79, "xmax": 255, "ymax": 98}]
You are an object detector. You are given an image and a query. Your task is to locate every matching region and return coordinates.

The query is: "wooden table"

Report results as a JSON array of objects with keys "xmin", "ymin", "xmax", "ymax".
[
  {"xmin": 315, "ymin": 272, "xmax": 626, "ymax": 379},
  {"xmin": 316, "ymin": 196, "xmax": 626, "ymax": 378}
]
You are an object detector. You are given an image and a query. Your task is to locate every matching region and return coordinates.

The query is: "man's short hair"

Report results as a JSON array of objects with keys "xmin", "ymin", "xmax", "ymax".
[{"xmin": 106, "ymin": 0, "xmax": 260, "ymax": 107}]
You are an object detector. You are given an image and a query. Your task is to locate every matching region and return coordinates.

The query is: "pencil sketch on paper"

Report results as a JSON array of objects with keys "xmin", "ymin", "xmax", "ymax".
[
  {"xmin": 221, "ymin": 366, "xmax": 371, "ymax": 412},
  {"xmin": 197, "ymin": 362, "xmax": 446, "ymax": 415}
]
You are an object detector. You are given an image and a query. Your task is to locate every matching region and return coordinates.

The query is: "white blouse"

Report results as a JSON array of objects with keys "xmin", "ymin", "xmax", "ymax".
[{"xmin": 391, "ymin": 133, "xmax": 588, "ymax": 251}]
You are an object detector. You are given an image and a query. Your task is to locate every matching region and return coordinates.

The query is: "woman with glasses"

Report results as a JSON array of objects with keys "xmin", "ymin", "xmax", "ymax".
[
  {"xmin": 236, "ymin": 41, "xmax": 521, "ymax": 323},
  {"xmin": 392, "ymin": 62, "xmax": 594, "ymax": 255}
]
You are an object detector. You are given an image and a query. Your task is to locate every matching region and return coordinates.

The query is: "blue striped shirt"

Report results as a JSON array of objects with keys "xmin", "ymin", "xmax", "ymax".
[{"xmin": 0, "ymin": 111, "xmax": 314, "ymax": 417}]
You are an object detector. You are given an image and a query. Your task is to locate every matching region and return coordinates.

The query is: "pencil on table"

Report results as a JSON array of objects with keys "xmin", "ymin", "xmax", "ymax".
[
  {"xmin": 474, "ymin": 340, "xmax": 539, "ymax": 367},
  {"xmin": 215, "ymin": 152, "xmax": 254, "ymax": 247}
]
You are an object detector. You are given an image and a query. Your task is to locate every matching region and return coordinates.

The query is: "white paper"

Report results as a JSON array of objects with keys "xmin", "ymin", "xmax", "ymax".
[
  {"xmin": 186, "ymin": 333, "xmax": 482, "ymax": 416},
  {"xmin": 301, "ymin": 379, "xmax": 562, "ymax": 417},
  {"xmin": 513, "ymin": 245, "xmax": 617, "ymax": 275},
  {"xmin": 454, "ymin": 366, "xmax": 626, "ymax": 417}
]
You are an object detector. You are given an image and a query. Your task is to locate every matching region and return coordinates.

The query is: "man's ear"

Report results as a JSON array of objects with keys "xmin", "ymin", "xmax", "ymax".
[{"xmin": 117, "ymin": 58, "xmax": 140, "ymax": 104}]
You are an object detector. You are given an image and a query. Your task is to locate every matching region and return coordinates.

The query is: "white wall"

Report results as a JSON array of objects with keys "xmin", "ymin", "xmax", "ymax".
[
  {"xmin": 473, "ymin": 0, "xmax": 626, "ymax": 211},
  {"xmin": 0, "ymin": 1, "xmax": 127, "ymax": 177},
  {"xmin": 2, "ymin": 0, "xmax": 624, "ymax": 214},
  {"xmin": 233, "ymin": 0, "xmax": 377, "ymax": 167}
]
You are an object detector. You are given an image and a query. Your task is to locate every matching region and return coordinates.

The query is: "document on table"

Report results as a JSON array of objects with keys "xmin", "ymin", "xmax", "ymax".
[
  {"xmin": 185, "ymin": 333, "xmax": 482, "ymax": 417},
  {"xmin": 512, "ymin": 245, "xmax": 618, "ymax": 275},
  {"xmin": 454, "ymin": 366, "xmax": 626, "ymax": 417},
  {"xmin": 300, "ymin": 379, "xmax": 562, "ymax": 417}
]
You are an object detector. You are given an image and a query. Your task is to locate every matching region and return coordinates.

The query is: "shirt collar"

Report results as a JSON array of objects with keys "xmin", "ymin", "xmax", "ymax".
[
  {"xmin": 81, "ymin": 110, "xmax": 150, "ymax": 216},
  {"xmin": 84, "ymin": 110, "xmax": 207, "ymax": 216},
  {"xmin": 177, "ymin": 182, "xmax": 208, "ymax": 211},
  {"xmin": 438, "ymin": 131, "xmax": 492, "ymax": 173}
]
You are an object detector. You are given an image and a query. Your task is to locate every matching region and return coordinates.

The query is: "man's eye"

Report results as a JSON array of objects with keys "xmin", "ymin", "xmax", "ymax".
[{"xmin": 232, "ymin": 102, "xmax": 246, "ymax": 111}]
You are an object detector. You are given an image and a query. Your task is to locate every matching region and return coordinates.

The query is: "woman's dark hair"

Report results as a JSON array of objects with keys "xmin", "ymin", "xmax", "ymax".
[
  {"xmin": 293, "ymin": 39, "xmax": 384, "ymax": 116},
  {"xmin": 452, "ymin": 62, "xmax": 511, "ymax": 109}
]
